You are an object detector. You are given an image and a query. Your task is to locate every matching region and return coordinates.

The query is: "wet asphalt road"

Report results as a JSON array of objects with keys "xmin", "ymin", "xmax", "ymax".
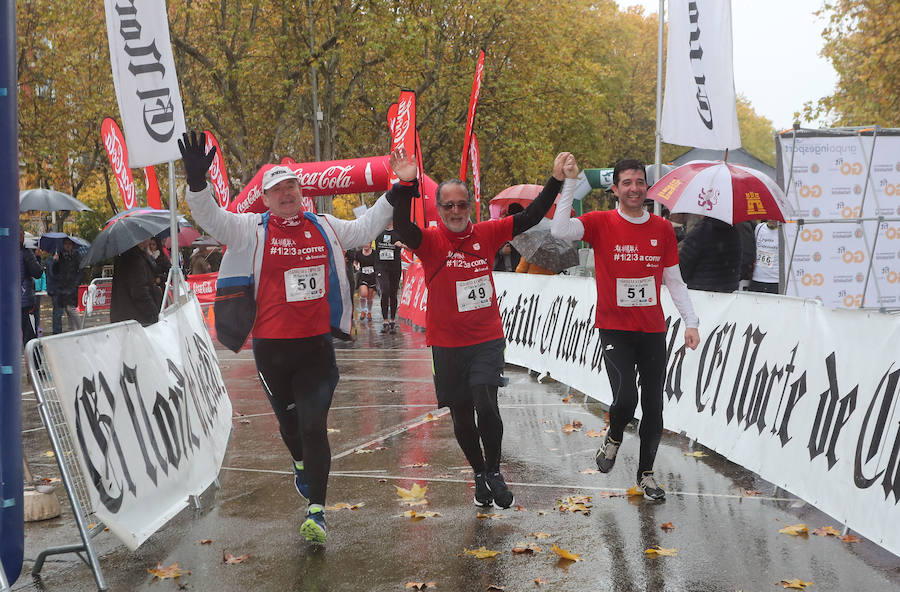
[{"xmin": 13, "ymin": 311, "xmax": 900, "ymax": 591}]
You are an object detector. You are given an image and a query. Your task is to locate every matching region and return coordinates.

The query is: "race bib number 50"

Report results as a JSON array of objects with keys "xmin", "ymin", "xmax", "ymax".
[
  {"xmin": 285, "ymin": 265, "xmax": 326, "ymax": 302},
  {"xmin": 456, "ymin": 276, "xmax": 493, "ymax": 312},
  {"xmin": 616, "ymin": 276, "xmax": 655, "ymax": 307}
]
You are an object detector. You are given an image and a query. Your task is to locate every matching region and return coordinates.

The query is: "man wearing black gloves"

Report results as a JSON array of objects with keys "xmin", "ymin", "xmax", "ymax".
[
  {"xmin": 374, "ymin": 223, "xmax": 403, "ymax": 333},
  {"xmin": 179, "ymin": 131, "xmax": 408, "ymax": 545},
  {"xmin": 392, "ymin": 152, "xmax": 569, "ymax": 509}
]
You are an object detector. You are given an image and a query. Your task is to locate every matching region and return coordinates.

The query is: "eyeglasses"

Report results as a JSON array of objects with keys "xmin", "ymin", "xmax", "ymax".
[{"xmin": 438, "ymin": 201, "xmax": 471, "ymax": 211}]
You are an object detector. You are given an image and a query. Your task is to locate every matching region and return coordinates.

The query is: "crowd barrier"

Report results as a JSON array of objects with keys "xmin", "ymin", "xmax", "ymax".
[
  {"xmin": 25, "ymin": 295, "xmax": 232, "ymax": 588},
  {"xmin": 489, "ymin": 272, "xmax": 899, "ymax": 557}
]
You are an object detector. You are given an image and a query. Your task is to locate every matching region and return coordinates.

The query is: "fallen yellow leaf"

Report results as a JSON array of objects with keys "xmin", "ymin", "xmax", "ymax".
[
  {"xmin": 683, "ymin": 451, "xmax": 707, "ymax": 457},
  {"xmin": 396, "ymin": 483, "xmax": 428, "ymax": 501},
  {"xmin": 585, "ymin": 429, "xmax": 603, "ymax": 438},
  {"xmin": 660, "ymin": 522, "xmax": 675, "ymax": 532},
  {"xmin": 557, "ymin": 496, "xmax": 592, "ymax": 515},
  {"xmin": 779, "ymin": 524, "xmax": 809, "ymax": 536},
  {"xmin": 811, "ymin": 526, "xmax": 841, "ymax": 537},
  {"xmin": 551, "ymin": 543, "xmax": 581, "ymax": 562},
  {"xmin": 530, "ymin": 532, "xmax": 550, "ymax": 539},
  {"xmin": 511, "ymin": 542, "xmax": 542, "ymax": 554},
  {"xmin": 464, "ymin": 546, "xmax": 500, "ymax": 559},
  {"xmin": 197, "ymin": 539, "xmax": 213, "ymax": 545},
  {"xmin": 561, "ymin": 396, "xmax": 571, "ymax": 403},
  {"xmin": 534, "ymin": 578, "xmax": 548, "ymax": 585},
  {"xmin": 625, "ymin": 485, "xmax": 643, "ymax": 497},
  {"xmin": 43, "ymin": 450, "xmax": 55, "ymax": 458},
  {"xmin": 780, "ymin": 579, "xmax": 813, "ymax": 589},
  {"xmin": 405, "ymin": 582, "xmax": 436, "ymax": 589},
  {"xmin": 398, "ymin": 510, "xmax": 440, "ymax": 521},
  {"xmin": 223, "ymin": 551, "xmax": 249, "ymax": 564},
  {"xmin": 643, "ymin": 546, "xmax": 678, "ymax": 557},
  {"xmin": 424, "ymin": 412, "xmax": 439, "ymax": 422},
  {"xmin": 324, "ymin": 502, "xmax": 365, "ymax": 511},
  {"xmin": 839, "ymin": 534, "xmax": 861, "ymax": 543},
  {"xmin": 740, "ymin": 488, "xmax": 762, "ymax": 497},
  {"xmin": 147, "ymin": 562, "xmax": 190, "ymax": 580},
  {"xmin": 476, "ymin": 512, "xmax": 505, "ymax": 520}
]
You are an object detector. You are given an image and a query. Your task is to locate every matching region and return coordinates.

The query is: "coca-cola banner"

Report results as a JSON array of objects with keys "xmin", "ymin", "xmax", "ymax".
[
  {"xmin": 144, "ymin": 166, "xmax": 162, "ymax": 209},
  {"xmin": 397, "ymin": 259, "xmax": 427, "ymax": 329},
  {"xmin": 102, "ymin": 117, "xmax": 137, "ymax": 209},
  {"xmin": 470, "ymin": 132, "xmax": 482, "ymax": 222},
  {"xmin": 203, "ymin": 130, "xmax": 230, "ymax": 207},
  {"xmin": 460, "ymin": 49, "xmax": 485, "ymax": 181},
  {"xmin": 228, "ymin": 156, "xmax": 391, "ymax": 215},
  {"xmin": 77, "ymin": 283, "xmax": 113, "ymax": 313},
  {"xmin": 104, "ymin": 0, "xmax": 186, "ymax": 168},
  {"xmin": 186, "ymin": 272, "xmax": 217, "ymax": 304},
  {"xmin": 388, "ymin": 91, "xmax": 417, "ymax": 186}
]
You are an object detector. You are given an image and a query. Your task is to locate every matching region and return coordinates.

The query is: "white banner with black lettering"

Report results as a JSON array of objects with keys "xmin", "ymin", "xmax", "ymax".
[
  {"xmin": 661, "ymin": 0, "xmax": 741, "ymax": 150},
  {"xmin": 105, "ymin": 0, "xmax": 186, "ymax": 168},
  {"xmin": 40, "ymin": 297, "xmax": 231, "ymax": 550},
  {"xmin": 494, "ymin": 272, "xmax": 900, "ymax": 557}
]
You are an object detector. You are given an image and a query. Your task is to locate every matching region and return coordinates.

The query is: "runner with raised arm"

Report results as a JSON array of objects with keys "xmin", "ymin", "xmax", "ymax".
[
  {"xmin": 551, "ymin": 155, "xmax": 700, "ymax": 501},
  {"xmin": 392, "ymin": 152, "xmax": 570, "ymax": 508},
  {"xmin": 179, "ymin": 131, "xmax": 413, "ymax": 543}
]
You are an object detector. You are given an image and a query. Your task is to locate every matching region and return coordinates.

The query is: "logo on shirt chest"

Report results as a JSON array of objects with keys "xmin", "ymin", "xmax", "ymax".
[{"xmin": 650, "ymin": 239, "xmax": 658, "ymax": 247}]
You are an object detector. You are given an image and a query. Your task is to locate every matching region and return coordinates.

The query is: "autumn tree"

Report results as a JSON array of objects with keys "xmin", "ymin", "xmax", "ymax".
[{"xmin": 803, "ymin": 0, "xmax": 900, "ymax": 126}]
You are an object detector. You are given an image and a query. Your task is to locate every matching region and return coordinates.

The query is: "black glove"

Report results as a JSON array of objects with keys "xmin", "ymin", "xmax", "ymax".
[{"xmin": 177, "ymin": 131, "xmax": 217, "ymax": 192}]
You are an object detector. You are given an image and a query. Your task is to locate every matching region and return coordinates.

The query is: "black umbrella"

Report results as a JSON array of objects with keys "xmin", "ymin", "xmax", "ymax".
[
  {"xmin": 510, "ymin": 228, "xmax": 579, "ymax": 273},
  {"xmin": 39, "ymin": 232, "xmax": 91, "ymax": 256},
  {"xmin": 80, "ymin": 208, "xmax": 194, "ymax": 267},
  {"xmin": 20, "ymin": 189, "xmax": 92, "ymax": 212}
]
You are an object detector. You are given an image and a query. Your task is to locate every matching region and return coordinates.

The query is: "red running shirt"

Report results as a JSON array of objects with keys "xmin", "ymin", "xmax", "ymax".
[
  {"xmin": 580, "ymin": 210, "xmax": 678, "ymax": 333},
  {"xmin": 415, "ymin": 217, "xmax": 514, "ymax": 347},
  {"xmin": 253, "ymin": 215, "xmax": 331, "ymax": 338}
]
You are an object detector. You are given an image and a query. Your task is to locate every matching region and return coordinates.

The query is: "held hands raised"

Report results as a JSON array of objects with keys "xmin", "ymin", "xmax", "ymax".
[
  {"xmin": 389, "ymin": 147, "xmax": 417, "ymax": 182},
  {"xmin": 552, "ymin": 152, "xmax": 579, "ymax": 180},
  {"xmin": 563, "ymin": 153, "xmax": 579, "ymax": 179}
]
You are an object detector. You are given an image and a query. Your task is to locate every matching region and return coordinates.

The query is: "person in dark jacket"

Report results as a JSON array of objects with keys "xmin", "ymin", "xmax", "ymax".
[
  {"xmin": 147, "ymin": 236, "xmax": 171, "ymax": 290},
  {"xmin": 20, "ymin": 228, "xmax": 45, "ymax": 345},
  {"xmin": 50, "ymin": 238, "xmax": 83, "ymax": 334},
  {"xmin": 110, "ymin": 239, "xmax": 162, "ymax": 326},
  {"xmin": 678, "ymin": 216, "xmax": 742, "ymax": 293},
  {"xmin": 736, "ymin": 221, "xmax": 756, "ymax": 290},
  {"xmin": 492, "ymin": 202, "xmax": 524, "ymax": 272}
]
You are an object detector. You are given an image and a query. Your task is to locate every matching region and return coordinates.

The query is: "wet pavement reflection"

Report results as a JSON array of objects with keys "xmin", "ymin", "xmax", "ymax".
[{"xmin": 15, "ymin": 314, "xmax": 900, "ymax": 591}]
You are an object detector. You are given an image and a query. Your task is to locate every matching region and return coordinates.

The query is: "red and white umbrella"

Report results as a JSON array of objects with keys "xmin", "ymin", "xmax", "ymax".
[{"xmin": 647, "ymin": 160, "xmax": 793, "ymax": 224}]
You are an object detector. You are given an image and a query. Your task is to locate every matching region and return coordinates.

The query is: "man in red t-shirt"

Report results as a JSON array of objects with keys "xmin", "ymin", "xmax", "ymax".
[
  {"xmin": 393, "ymin": 153, "xmax": 570, "ymax": 509},
  {"xmin": 552, "ymin": 156, "xmax": 700, "ymax": 501}
]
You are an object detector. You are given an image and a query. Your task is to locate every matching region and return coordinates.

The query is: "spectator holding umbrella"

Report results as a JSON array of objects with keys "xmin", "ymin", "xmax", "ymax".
[
  {"xmin": 19, "ymin": 228, "xmax": 44, "ymax": 345},
  {"xmin": 50, "ymin": 238, "xmax": 83, "ymax": 333},
  {"xmin": 110, "ymin": 238, "xmax": 162, "ymax": 327},
  {"xmin": 147, "ymin": 236, "xmax": 171, "ymax": 289}
]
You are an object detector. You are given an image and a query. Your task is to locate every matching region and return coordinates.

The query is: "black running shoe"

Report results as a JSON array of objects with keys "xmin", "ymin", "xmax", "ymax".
[
  {"xmin": 473, "ymin": 472, "xmax": 493, "ymax": 507},
  {"xmin": 485, "ymin": 470, "xmax": 514, "ymax": 509},
  {"xmin": 389, "ymin": 320, "xmax": 396, "ymax": 334},
  {"xmin": 639, "ymin": 471, "xmax": 666, "ymax": 501},
  {"xmin": 595, "ymin": 435, "xmax": 620, "ymax": 473}
]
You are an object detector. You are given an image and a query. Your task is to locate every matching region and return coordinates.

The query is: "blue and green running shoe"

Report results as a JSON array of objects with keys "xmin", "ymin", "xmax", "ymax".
[{"xmin": 300, "ymin": 504, "xmax": 327, "ymax": 544}]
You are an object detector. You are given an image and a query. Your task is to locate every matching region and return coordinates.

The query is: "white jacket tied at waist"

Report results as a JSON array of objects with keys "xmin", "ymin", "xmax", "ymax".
[{"xmin": 185, "ymin": 185, "xmax": 393, "ymax": 351}]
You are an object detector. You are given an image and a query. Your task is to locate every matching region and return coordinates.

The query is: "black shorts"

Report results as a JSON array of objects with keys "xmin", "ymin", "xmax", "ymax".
[
  {"xmin": 358, "ymin": 274, "xmax": 377, "ymax": 289},
  {"xmin": 431, "ymin": 338, "xmax": 505, "ymax": 407}
]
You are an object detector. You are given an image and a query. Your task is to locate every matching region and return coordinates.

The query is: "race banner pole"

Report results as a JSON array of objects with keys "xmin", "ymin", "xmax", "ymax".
[
  {"xmin": 0, "ymin": 0, "xmax": 25, "ymax": 584},
  {"xmin": 169, "ymin": 160, "xmax": 181, "ymax": 302}
]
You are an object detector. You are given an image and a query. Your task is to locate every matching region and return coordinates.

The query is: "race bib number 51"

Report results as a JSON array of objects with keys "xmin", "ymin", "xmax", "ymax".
[
  {"xmin": 616, "ymin": 276, "xmax": 655, "ymax": 307},
  {"xmin": 285, "ymin": 265, "xmax": 326, "ymax": 302},
  {"xmin": 456, "ymin": 276, "xmax": 493, "ymax": 312}
]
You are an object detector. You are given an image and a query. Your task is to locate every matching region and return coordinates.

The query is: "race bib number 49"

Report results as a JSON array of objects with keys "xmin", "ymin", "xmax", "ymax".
[
  {"xmin": 456, "ymin": 276, "xmax": 493, "ymax": 312},
  {"xmin": 616, "ymin": 276, "xmax": 655, "ymax": 307},
  {"xmin": 285, "ymin": 265, "xmax": 326, "ymax": 302}
]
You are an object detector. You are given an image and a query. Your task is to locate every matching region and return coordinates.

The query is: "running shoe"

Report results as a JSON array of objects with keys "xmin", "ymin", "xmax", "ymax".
[
  {"xmin": 367, "ymin": 312, "xmax": 372, "ymax": 320},
  {"xmin": 359, "ymin": 311, "xmax": 366, "ymax": 321},
  {"xmin": 639, "ymin": 471, "xmax": 666, "ymax": 501},
  {"xmin": 381, "ymin": 322, "xmax": 390, "ymax": 333},
  {"xmin": 595, "ymin": 435, "xmax": 620, "ymax": 473},
  {"xmin": 300, "ymin": 504, "xmax": 327, "ymax": 543},
  {"xmin": 485, "ymin": 470, "xmax": 514, "ymax": 509},
  {"xmin": 293, "ymin": 461, "xmax": 310, "ymax": 500},
  {"xmin": 389, "ymin": 320, "xmax": 396, "ymax": 334},
  {"xmin": 473, "ymin": 472, "xmax": 493, "ymax": 507}
]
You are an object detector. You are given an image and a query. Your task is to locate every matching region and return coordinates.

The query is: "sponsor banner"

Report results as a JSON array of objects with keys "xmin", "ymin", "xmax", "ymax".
[
  {"xmin": 104, "ymin": 0, "xmax": 186, "ymax": 168},
  {"xmin": 460, "ymin": 49, "xmax": 485, "ymax": 181},
  {"xmin": 494, "ymin": 273, "xmax": 900, "ymax": 557},
  {"xmin": 38, "ymin": 297, "xmax": 232, "ymax": 550},
  {"xmin": 397, "ymin": 259, "xmax": 427, "ymax": 328},
  {"xmin": 388, "ymin": 92, "xmax": 417, "ymax": 186},
  {"xmin": 186, "ymin": 272, "xmax": 217, "ymax": 304},
  {"xmin": 778, "ymin": 135, "xmax": 900, "ymax": 308},
  {"xmin": 228, "ymin": 156, "xmax": 390, "ymax": 215},
  {"xmin": 144, "ymin": 166, "xmax": 162, "ymax": 209},
  {"xmin": 101, "ymin": 117, "xmax": 137, "ymax": 209},
  {"xmin": 204, "ymin": 130, "xmax": 230, "ymax": 207},
  {"xmin": 77, "ymin": 283, "xmax": 113, "ymax": 312},
  {"xmin": 470, "ymin": 133, "xmax": 482, "ymax": 222},
  {"xmin": 661, "ymin": 0, "xmax": 740, "ymax": 150}
]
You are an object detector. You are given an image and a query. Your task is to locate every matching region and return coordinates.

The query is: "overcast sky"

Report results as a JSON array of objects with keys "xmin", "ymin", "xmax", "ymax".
[{"xmin": 615, "ymin": 0, "xmax": 838, "ymax": 131}]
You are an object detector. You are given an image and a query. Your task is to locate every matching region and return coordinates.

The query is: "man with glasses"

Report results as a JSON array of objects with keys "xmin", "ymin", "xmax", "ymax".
[{"xmin": 392, "ymin": 153, "xmax": 569, "ymax": 508}]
